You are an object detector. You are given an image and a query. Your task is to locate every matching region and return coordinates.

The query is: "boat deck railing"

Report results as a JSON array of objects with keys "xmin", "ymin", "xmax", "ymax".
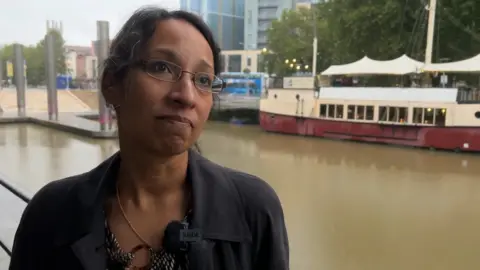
[
  {"xmin": 0, "ymin": 177, "xmax": 30, "ymax": 257},
  {"xmin": 457, "ymin": 88, "xmax": 480, "ymax": 104}
]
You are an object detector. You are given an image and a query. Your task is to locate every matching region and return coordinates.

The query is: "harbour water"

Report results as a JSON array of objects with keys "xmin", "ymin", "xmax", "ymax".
[{"xmin": 1, "ymin": 122, "xmax": 480, "ymax": 270}]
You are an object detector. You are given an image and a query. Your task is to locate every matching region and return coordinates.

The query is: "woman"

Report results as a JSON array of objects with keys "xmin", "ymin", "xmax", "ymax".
[{"xmin": 9, "ymin": 7, "xmax": 289, "ymax": 270}]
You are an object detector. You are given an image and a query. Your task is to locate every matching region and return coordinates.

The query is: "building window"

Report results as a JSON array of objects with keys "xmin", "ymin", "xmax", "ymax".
[
  {"xmin": 379, "ymin": 106, "xmax": 408, "ymax": 123},
  {"xmin": 413, "ymin": 107, "xmax": 447, "ymax": 125}
]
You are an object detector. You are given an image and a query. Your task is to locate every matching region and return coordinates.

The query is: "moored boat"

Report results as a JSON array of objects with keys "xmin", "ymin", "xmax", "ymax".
[
  {"xmin": 259, "ymin": 83, "xmax": 480, "ymax": 152},
  {"xmin": 259, "ymin": 0, "xmax": 480, "ymax": 152}
]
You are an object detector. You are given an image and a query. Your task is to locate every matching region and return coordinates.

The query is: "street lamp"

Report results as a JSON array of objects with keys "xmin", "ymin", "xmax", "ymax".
[{"xmin": 285, "ymin": 59, "xmax": 289, "ymax": 64}]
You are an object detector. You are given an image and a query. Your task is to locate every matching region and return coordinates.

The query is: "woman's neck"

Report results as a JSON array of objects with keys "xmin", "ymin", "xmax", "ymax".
[{"xmin": 117, "ymin": 149, "xmax": 189, "ymax": 208}]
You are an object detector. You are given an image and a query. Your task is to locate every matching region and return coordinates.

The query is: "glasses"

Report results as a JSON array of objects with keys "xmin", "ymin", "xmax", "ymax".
[{"xmin": 138, "ymin": 59, "xmax": 224, "ymax": 93}]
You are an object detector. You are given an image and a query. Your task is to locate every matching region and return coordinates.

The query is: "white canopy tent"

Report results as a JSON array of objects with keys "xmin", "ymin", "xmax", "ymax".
[
  {"xmin": 321, "ymin": 56, "xmax": 378, "ymax": 76},
  {"xmin": 321, "ymin": 54, "xmax": 424, "ymax": 76},
  {"xmin": 422, "ymin": 54, "xmax": 480, "ymax": 73}
]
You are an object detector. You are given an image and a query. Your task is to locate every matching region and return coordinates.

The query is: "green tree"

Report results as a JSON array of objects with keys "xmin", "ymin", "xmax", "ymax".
[
  {"xmin": 0, "ymin": 29, "xmax": 66, "ymax": 85},
  {"xmin": 266, "ymin": 7, "xmax": 317, "ymax": 76},
  {"xmin": 266, "ymin": 0, "xmax": 480, "ymax": 76}
]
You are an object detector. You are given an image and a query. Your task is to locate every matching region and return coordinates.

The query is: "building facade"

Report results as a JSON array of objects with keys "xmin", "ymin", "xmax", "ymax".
[
  {"xmin": 244, "ymin": 0, "xmax": 296, "ymax": 50},
  {"xmin": 180, "ymin": 0, "xmax": 245, "ymax": 51}
]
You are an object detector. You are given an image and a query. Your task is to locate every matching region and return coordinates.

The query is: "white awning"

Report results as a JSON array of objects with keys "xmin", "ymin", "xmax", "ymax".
[
  {"xmin": 422, "ymin": 54, "xmax": 480, "ymax": 73},
  {"xmin": 321, "ymin": 54, "xmax": 424, "ymax": 76}
]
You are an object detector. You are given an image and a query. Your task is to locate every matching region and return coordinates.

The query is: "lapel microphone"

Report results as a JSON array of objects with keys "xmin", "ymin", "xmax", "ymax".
[{"xmin": 163, "ymin": 220, "xmax": 203, "ymax": 255}]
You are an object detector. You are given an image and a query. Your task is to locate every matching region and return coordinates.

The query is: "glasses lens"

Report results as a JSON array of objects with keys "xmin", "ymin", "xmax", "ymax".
[
  {"xmin": 144, "ymin": 60, "xmax": 181, "ymax": 81},
  {"xmin": 194, "ymin": 73, "xmax": 223, "ymax": 92}
]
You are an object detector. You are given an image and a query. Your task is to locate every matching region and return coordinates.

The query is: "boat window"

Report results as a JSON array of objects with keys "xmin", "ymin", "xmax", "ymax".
[
  {"xmin": 347, "ymin": 105, "xmax": 355, "ymax": 119},
  {"xmin": 320, "ymin": 104, "xmax": 327, "ymax": 118},
  {"xmin": 413, "ymin": 108, "xmax": 423, "ymax": 124},
  {"xmin": 413, "ymin": 107, "xmax": 447, "ymax": 125},
  {"xmin": 434, "ymin": 108, "xmax": 446, "ymax": 126},
  {"xmin": 366, "ymin": 106, "xmax": 374, "ymax": 120},
  {"xmin": 327, "ymin": 104, "xmax": 335, "ymax": 118},
  {"xmin": 379, "ymin": 106, "xmax": 388, "ymax": 121},
  {"xmin": 424, "ymin": 108, "xmax": 434, "ymax": 124},
  {"xmin": 398, "ymin": 107, "xmax": 408, "ymax": 123},
  {"xmin": 356, "ymin": 106, "xmax": 365, "ymax": 120},
  {"xmin": 388, "ymin": 107, "xmax": 397, "ymax": 122},
  {"xmin": 336, "ymin": 105, "xmax": 344, "ymax": 119},
  {"xmin": 380, "ymin": 106, "xmax": 408, "ymax": 123}
]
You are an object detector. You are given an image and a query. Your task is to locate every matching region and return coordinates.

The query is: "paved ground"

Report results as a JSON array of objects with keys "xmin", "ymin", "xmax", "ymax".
[
  {"xmin": 69, "ymin": 90, "xmax": 99, "ymax": 110},
  {"xmin": 0, "ymin": 89, "xmax": 92, "ymax": 113}
]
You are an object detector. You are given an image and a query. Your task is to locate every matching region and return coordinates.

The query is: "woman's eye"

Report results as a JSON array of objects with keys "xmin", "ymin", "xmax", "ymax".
[
  {"xmin": 149, "ymin": 62, "xmax": 170, "ymax": 73},
  {"xmin": 197, "ymin": 76, "xmax": 212, "ymax": 85}
]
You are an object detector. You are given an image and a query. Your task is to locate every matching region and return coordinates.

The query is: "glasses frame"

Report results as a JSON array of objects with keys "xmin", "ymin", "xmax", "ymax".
[{"xmin": 136, "ymin": 59, "xmax": 225, "ymax": 93}]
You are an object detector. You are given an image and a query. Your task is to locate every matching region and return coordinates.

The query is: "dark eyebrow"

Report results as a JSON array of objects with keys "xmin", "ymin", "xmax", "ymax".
[
  {"xmin": 150, "ymin": 47, "xmax": 213, "ymax": 71},
  {"xmin": 198, "ymin": 59, "xmax": 214, "ymax": 71},
  {"xmin": 149, "ymin": 47, "xmax": 180, "ymax": 62}
]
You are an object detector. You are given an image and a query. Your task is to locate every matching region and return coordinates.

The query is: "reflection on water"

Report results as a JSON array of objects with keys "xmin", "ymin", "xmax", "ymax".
[
  {"xmin": 0, "ymin": 124, "xmax": 119, "ymax": 195},
  {"xmin": 1, "ymin": 122, "xmax": 480, "ymax": 270}
]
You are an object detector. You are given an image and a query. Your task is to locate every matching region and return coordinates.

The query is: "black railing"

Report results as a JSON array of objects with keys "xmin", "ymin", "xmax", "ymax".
[{"xmin": 0, "ymin": 177, "xmax": 30, "ymax": 257}]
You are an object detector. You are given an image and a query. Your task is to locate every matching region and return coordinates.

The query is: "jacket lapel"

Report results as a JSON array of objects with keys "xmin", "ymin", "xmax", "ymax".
[
  {"xmin": 70, "ymin": 232, "xmax": 107, "ymax": 270},
  {"xmin": 59, "ymin": 153, "xmax": 119, "ymax": 269}
]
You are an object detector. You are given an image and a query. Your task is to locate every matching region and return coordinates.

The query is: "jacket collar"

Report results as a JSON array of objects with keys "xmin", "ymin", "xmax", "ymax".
[{"xmin": 55, "ymin": 149, "xmax": 251, "ymax": 269}]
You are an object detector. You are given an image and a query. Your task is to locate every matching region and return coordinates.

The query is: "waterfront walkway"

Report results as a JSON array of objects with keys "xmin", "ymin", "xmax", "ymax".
[{"xmin": 0, "ymin": 88, "xmax": 92, "ymax": 113}]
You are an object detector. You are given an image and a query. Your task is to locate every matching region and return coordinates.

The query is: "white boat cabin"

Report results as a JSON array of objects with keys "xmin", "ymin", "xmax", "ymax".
[{"xmin": 260, "ymin": 86, "xmax": 480, "ymax": 127}]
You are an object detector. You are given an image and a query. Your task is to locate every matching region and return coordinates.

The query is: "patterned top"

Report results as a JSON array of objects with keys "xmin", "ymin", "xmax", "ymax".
[{"xmin": 105, "ymin": 213, "xmax": 191, "ymax": 270}]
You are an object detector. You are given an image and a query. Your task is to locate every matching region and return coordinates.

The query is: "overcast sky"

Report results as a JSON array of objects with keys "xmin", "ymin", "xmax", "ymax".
[{"xmin": 0, "ymin": 0, "xmax": 179, "ymax": 46}]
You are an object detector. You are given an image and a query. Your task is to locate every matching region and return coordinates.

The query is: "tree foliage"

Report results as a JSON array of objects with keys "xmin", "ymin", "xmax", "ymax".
[
  {"xmin": 0, "ymin": 29, "xmax": 66, "ymax": 85},
  {"xmin": 265, "ymin": 0, "xmax": 480, "ymax": 76}
]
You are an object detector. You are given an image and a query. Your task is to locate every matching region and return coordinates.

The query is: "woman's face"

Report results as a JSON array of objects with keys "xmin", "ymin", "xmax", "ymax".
[{"xmin": 108, "ymin": 19, "xmax": 215, "ymax": 156}]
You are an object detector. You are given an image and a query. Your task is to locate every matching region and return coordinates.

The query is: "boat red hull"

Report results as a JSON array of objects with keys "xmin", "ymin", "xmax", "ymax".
[{"xmin": 259, "ymin": 111, "xmax": 480, "ymax": 152}]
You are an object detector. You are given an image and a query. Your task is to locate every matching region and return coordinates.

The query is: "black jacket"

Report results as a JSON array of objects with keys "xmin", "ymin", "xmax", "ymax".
[{"xmin": 9, "ymin": 150, "xmax": 289, "ymax": 270}]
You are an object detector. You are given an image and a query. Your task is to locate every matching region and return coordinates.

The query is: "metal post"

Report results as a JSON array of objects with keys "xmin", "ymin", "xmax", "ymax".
[
  {"xmin": 0, "ymin": 57, "xmax": 3, "ymax": 90},
  {"xmin": 13, "ymin": 44, "xmax": 26, "ymax": 116},
  {"xmin": 311, "ymin": 1, "xmax": 318, "ymax": 77},
  {"xmin": 425, "ymin": 0, "xmax": 437, "ymax": 64},
  {"xmin": 96, "ymin": 21, "xmax": 110, "ymax": 131},
  {"xmin": 45, "ymin": 33, "xmax": 58, "ymax": 120}
]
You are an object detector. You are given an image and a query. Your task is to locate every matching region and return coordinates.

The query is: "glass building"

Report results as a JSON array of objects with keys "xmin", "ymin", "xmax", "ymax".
[{"xmin": 180, "ymin": 0, "xmax": 245, "ymax": 51}]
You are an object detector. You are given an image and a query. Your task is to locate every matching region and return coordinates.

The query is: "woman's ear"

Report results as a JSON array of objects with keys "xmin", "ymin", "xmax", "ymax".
[{"xmin": 101, "ymin": 71, "xmax": 122, "ymax": 107}]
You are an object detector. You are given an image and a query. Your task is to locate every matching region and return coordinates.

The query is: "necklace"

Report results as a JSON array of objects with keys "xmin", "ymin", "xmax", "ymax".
[
  {"xmin": 115, "ymin": 182, "xmax": 192, "ymax": 246},
  {"xmin": 116, "ymin": 183, "xmax": 151, "ymax": 246}
]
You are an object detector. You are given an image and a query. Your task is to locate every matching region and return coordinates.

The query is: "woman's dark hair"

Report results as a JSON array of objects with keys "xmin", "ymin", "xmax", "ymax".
[
  {"xmin": 103, "ymin": 6, "xmax": 218, "ymax": 153},
  {"xmin": 101, "ymin": 6, "xmax": 221, "ymax": 91}
]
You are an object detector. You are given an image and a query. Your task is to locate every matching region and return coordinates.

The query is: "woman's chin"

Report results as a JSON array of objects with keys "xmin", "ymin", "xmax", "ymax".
[{"xmin": 153, "ymin": 136, "xmax": 190, "ymax": 156}]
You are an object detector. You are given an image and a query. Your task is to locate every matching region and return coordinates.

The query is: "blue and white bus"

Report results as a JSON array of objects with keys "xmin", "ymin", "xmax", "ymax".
[{"xmin": 219, "ymin": 72, "xmax": 269, "ymax": 96}]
